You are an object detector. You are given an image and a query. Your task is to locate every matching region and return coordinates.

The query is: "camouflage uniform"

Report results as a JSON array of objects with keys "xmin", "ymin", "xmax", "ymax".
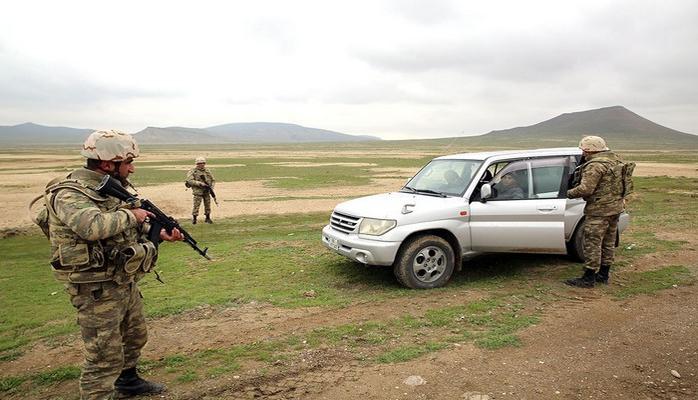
[
  {"xmin": 43, "ymin": 130, "xmax": 162, "ymax": 399},
  {"xmin": 186, "ymin": 167, "xmax": 215, "ymax": 217},
  {"xmin": 567, "ymin": 151, "xmax": 625, "ymax": 274}
]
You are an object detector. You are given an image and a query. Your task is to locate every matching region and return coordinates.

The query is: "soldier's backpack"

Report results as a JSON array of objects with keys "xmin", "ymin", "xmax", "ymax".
[
  {"xmin": 597, "ymin": 159, "xmax": 636, "ymax": 198},
  {"xmin": 619, "ymin": 161, "xmax": 635, "ymax": 197},
  {"xmin": 574, "ymin": 158, "xmax": 635, "ymax": 199}
]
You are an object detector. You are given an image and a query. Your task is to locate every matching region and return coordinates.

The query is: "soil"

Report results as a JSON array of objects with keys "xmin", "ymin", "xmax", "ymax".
[
  {"xmin": 4, "ymin": 233, "xmax": 697, "ymax": 400},
  {"xmin": 2, "ymin": 152, "xmax": 697, "ymax": 399}
]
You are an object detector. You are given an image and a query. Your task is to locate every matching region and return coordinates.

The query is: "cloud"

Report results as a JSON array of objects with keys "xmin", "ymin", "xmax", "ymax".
[
  {"xmin": 0, "ymin": 45, "xmax": 177, "ymax": 109},
  {"xmin": 0, "ymin": 0, "xmax": 696, "ymax": 137}
]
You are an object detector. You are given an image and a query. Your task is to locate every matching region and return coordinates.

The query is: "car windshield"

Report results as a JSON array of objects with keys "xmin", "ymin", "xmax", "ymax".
[{"xmin": 402, "ymin": 159, "xmax": 482, "ymax": 197}]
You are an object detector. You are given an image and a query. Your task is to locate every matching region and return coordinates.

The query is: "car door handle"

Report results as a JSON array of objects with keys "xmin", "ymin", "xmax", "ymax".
[{"xmin": 537, "ymin": 205, "xmax": 558, "ymax": 212}]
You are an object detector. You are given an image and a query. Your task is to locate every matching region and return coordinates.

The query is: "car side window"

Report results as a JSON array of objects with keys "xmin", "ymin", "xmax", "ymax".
[
  {"xmin": 530, "ymin": 157, "xmax": 567, "ymax": 198},
  {"xmin": 490, "ymin": 160, "xmax": 529, "ymax": 200}
]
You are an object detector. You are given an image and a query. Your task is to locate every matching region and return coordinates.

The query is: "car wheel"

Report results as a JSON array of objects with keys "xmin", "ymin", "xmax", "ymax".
[
  {"xmin": 567, "ymin": 221, "xmax": 585, "ymax": 262},
  {"xmin": 393, "ymin": 235, "xmax": 455, "ymax": 289}
]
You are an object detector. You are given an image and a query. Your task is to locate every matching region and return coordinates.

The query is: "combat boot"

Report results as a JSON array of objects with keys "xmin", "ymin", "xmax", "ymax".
[
  {"xmin": 596, "ymin": 265, "xmax": 610, "ymax": 284},
  {"xmin": 192, "ymin": 215, "xmax": 197, "ymax": 224},
  {"xmin": 114, "ymin": 367, "xmax": 166, "ymax": 396},
  {"xmin": 205, "ymin": 214, "xmax": 213, "ymax": 224},
  {"xmin": 564, "ymin": 268, "xmax": 596, "ymax": 288}
]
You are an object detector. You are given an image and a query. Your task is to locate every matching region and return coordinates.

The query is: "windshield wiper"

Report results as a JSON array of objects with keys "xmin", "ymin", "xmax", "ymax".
[
  {"xmin": 414, "ymin": 188, "xmax": 447, "ymax": 197},
  {"xmin": 401, "ymin": 186, "xmax": 447, "ymax": 197}
]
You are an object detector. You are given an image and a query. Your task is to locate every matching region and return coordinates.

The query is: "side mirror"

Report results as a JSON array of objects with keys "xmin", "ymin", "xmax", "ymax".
[{"xmin": 480, "ymin": 184, "xmax": 492, "ymax": 202}]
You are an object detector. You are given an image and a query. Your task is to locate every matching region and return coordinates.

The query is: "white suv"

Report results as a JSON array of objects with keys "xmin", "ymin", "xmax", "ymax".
[{"xmin": 321, "ymin": 147, "xmax": 630, "ymax": 289}]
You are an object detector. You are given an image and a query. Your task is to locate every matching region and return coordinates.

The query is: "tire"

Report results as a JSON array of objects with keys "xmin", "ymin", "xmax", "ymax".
[
  {"xmin": 393, "ymin": 235, "xmax": 455, "ymax": 289},
  {"xmin": 567, "ymin": 220, "xmax": 585, "ymax": 262}
]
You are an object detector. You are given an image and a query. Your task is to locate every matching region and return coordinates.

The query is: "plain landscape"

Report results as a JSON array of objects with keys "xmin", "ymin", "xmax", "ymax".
[{"xmin": 1, "ymin": 107, "xmax": 698, "ymax": 400}]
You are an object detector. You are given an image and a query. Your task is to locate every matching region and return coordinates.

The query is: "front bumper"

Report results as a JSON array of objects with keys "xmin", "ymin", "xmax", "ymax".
[{"xmin": 321, "ymin": 225, "xmax": 401, "ymax": 266}]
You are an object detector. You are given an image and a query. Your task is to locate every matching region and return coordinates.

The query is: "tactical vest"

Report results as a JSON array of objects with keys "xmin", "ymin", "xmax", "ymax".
[
  {"xmin": 30, "ymin": 172, "xmax": 152, "ymax": 284},
  {"xmin": 580, "ymin": 156, "xmax": 626, "ymax": 216},
  {"xmin": 186, "ymin": 168, "xmax": 214, "ymax": 195}
]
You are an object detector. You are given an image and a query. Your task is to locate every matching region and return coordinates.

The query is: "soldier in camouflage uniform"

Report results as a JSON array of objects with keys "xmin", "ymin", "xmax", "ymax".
[
  {"xmin": 186, "ymin": 156, "xmax": 215, "ymax": 224},
  {"xmin": 565, "ymin": 135, "xmax": 625, "ymax": 288},
  {"xmin": 45, "ymin": 130, "xmax": 182, "ymax": 399}
]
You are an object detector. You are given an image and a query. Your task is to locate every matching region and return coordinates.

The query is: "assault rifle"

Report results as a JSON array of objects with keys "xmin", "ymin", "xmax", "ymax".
[
  {"xmin": 96, "ymin": 175, "xmax": 211, "ymax": 260},
  {"xmin": 204, "ymin": 184, "xmax": 219, "ymax": 206}
]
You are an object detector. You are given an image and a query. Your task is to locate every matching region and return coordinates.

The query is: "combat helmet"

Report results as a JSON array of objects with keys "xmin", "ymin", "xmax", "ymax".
[
  {"xmin": 195, "ymin": 156, "xmax": 206, "ymax": 164},
  {"xmin": 578, "ymin": 135, "xmax": 609, "ymax": 152},
  {"xmin": 81, "ymin": 130, "xmax": 139, "ymax": 160}
]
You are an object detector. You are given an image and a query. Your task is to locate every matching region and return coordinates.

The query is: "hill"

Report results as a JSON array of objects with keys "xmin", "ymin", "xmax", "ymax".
[
  {"xmin": 133, "ymin": 127, "xmax": 224, "ymax": 144},
  {"xmin": 203, "ymin": 122, "xmax": 379, "ymax": 143},
  {"xmin": 472, "ymin": 106, "xmax": 698, "ymax": 148},
  {"xmin": 0, "ymin": 123, "xmax": 93, "ymax": 144},
  {"xmin": 0, "ymin": 122, "xmax": 380, "ymax": 145}
]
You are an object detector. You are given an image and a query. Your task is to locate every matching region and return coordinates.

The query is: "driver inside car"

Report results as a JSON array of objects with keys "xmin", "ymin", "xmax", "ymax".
[{"xmin": 494, "ymin": 172, "xmax": 525, "ymax": 199}]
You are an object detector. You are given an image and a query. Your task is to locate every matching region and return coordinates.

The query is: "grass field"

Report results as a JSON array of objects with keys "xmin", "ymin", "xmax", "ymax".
[{"xmin": 1, "ymin": 145, "xmax": 697, "ymax": 397}]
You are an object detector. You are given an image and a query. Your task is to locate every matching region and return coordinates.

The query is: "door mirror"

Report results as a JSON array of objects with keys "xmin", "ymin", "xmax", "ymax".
[{"xmin": 480, "ymin": 184, "xmax": 492, "ymax": 202}]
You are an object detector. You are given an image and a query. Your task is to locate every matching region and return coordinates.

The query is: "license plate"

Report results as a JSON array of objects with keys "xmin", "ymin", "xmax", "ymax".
[{"xmin": 328, "ymin": 237, "xmax": 340, "ymax": 251}]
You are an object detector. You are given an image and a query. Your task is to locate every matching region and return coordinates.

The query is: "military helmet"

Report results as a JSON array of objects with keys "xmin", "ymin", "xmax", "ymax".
[
  {"xmin": 195, "ymin": 156, "xmax": 206, "ymax": 164},
  {"xmin": 578, "ymin": 135, "xmax": 609, "ymax": 152},
  {"xmin": 81, "ymin": 130, "xmax": 139, "ymax": 161}
]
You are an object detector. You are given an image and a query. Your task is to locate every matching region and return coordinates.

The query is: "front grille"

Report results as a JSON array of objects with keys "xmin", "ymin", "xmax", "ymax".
[{"xmin": 330, "ymin": 211, "xmax": 360, "ymax": 234}]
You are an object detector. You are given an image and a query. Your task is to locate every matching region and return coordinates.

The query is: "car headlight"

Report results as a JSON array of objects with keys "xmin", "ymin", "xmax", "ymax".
[{"xmin": 359, "ymin": 218, "xmax": 397, "ymax": 236}]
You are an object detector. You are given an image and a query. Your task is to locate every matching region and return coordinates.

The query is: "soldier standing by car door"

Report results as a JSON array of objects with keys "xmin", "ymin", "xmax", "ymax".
[
  {"xmin": 564, "ymin": 135, "xmax": 626, "ymax": 288},
  {"xmin": 186, "ymin": 157, "xmax": 215, "ymax": 224},
  {"xmin": 39, "ymin": 130, "xmax": 183, "ymax": 399}
]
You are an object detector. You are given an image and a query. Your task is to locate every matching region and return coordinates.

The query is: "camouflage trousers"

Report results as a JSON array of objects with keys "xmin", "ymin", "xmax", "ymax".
[
  {"xmin": 192, "ymin": 193, "xmax": 211, "ymax": 216},
  {"xmin": 68, "ymin": 281, "xmax": 147, "ymax": 400},
  {"xmin": 583, "ymin": 214, "xmax": 620, "ymax": 271}
]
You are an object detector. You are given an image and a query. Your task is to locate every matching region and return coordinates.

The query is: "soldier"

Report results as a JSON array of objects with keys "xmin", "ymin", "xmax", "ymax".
[
  {"xmin": 185, "ymin": 156, "xmax": 215, "ymax": 224},
  {"xmin": 565, "ymin": 135, "xmax": 625, "ymax": 288},
  {"xmin": 45, "ymin": 130, "xmax": 182, "ymax": 399}
]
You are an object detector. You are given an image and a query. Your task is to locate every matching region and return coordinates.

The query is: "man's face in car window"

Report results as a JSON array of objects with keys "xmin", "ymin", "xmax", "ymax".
[{"xmin": 500, "ymin": 174, "xmax": 517, "ymax": 188}]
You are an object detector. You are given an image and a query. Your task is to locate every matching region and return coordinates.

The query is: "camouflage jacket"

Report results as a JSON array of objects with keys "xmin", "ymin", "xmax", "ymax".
[
  {"xmin": 47, "ymin": 168, "xmax": 151, "ymax": 284},
  {"xmin": 186, "ymin": 167, "xmax": 215, "ymax": 196},
  {"xmin": 567, "ymin": 151, "xmax": 625, "ymax": 216}
]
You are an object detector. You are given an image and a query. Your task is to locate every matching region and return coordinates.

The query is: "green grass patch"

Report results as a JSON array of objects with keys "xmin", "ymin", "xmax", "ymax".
[
  {"xmin": 0, "ymin": 376, "xmax": 26, "ymax": 392},
  {"xmin": 475, "ymin": 334, "xmax": 521, "ymax": 349},
  {"xmin": 377, "ymin": 342, "xmax": 447, "ymax": 363},
  {"xmin": 33, "ymin": 366, "xmax": 81, "ymax": 385},
  {"xmin": 613, "ymin": 265, "xmax": 694, "ymax": 299},
  {"xmin": 0, "ymin": 365, "xmax": 80, "ymax": 393}
]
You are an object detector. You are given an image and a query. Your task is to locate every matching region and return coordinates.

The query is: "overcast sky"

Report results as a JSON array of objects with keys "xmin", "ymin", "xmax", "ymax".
[{"xmin": 1, "ymin": 0, "xmax": 696, "ymax": 139}]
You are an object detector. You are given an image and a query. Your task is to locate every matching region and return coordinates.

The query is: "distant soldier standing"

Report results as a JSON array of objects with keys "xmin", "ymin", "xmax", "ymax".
[
  {"xmin": 41, "ymin": 130, "xmax": 182, "ymax": 399},
  {"xmin": 565, "ymin": 135, "xmax": 627, "ymax": 288},
  {"xmin": 186, "ymin": 156, "xmax": 215, "ymax": 224}
]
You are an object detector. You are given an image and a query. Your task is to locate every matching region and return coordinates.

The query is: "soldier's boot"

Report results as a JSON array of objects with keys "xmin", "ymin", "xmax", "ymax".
[
  {"xmin": 205, "ymin": 214, "xmax": 213, "ymax": 224},
  {"xmin": 596, "ymin": 265, "xmax": 610, "ymax": 284},
  {"xmin": 564, "ymin": 268, "xmax": 596, "ymax": 288},
  {"xmin": 114, "ymin": 367, "xmax": 166, "ymax": 397},
  {"xmin": 192, "ymin": 215, "xmax": 197, "ymax": 224}
]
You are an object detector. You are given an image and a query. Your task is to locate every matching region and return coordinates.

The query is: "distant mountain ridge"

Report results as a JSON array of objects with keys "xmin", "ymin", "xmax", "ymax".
[
  {"xmin": 135, "ymin": 122, "xmax": 380, "ymax": 144},
  {"xmin": 1, "ymin": 106, "xmax": 695, "ymax": 147},
  {"xmin": 0, "ymin": 122, "xmax": 380, "ymax": 144},
  {"xmin": 0, "ymin": 122, "xmax": 93, "ymax": 144}
]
